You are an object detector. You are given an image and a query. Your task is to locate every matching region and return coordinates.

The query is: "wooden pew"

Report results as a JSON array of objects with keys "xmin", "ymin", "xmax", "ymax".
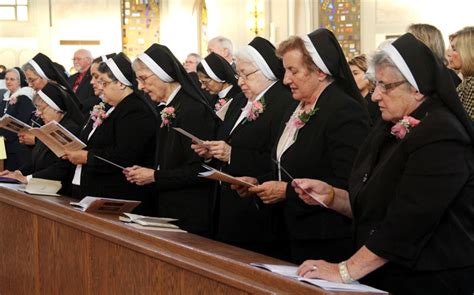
[{"xmin": 0, "ymin": 187, "xmax": 372, "ymax": 294}]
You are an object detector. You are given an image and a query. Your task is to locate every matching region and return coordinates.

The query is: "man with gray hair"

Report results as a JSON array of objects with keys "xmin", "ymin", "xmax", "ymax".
[
  {"xmin": 207, "ymin": 36, "xmax": 235, "ymax": 70},
  {"xmin": 183, "ymin": 53, "xmax": 202, "ymax": 73},
  {"xmin": 67, "ymin": 49, "xmax": 99, "ymax": 115}
]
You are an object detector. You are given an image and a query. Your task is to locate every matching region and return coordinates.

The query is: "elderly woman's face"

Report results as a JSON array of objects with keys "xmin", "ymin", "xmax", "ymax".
[
  {"xmin": 372, "ymin": 65, "xmax": 418, "ymax": 122},
  {"xmin": 5, "ymin": 72, "xmax": 20, "ymax": 93},
  {"xmin": 134, "ymin": 66, "xmax": 168, "ymax": 103},
  {"xmin": 25, "ymin": 69, "xmax": 48, "ymax": 91},
  {"xmin": 236, "ymin": 59, "xmax": 270, "ymax": 101},
  {"xmin": 34, "ymin": 98, "xmax": 62, "ymax": 124},
  {"xmin": 446, "ymin": 39, "xmax": 462, "ymax": 71},
  {"xmin": 97, "ymin": 72, "xmax": 122, "ymax": 106},
  {"xmin": 282, "ymin": 49, "xmax": 321, "ymax": 102},
  {"xmin": 197, "ymin": 71, "xmax": 223, "ymax": 95},
  {"xmin": 89, "ymin": 62, "xmax": 103, "ymax": 97}
]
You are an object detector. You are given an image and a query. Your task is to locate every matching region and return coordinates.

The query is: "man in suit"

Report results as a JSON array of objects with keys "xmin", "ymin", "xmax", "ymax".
[
  {"xmin": 68, "ymin": 49, "xmax": 100, "ymax": 116},
  {"xmin": 208, "ymin": 36, "xmax": 236, "ymax": 71}
]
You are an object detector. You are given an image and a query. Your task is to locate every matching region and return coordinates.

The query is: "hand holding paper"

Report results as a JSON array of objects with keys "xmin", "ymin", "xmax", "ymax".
[
  {"xmin": 199, "ymin": 164, "xmax": 257, "ymax": 188},
  {"xmin": 292, "ymin": 179, "xmax": 333, "ymax": 208}
]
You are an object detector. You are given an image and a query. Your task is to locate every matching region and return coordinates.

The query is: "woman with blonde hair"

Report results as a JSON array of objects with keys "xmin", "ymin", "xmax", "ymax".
[
  {"xmin": 447, "ymin": 26, "xmax": 474, "ymax": 120},
  {"xmin": 407, "ymin": 23, "xmax": 462, "ymax": 87}
]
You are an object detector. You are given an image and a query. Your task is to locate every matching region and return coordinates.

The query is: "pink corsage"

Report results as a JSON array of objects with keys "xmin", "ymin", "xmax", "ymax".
[
  {"xmin": 90, "ymin": 102, "xmax": 108, "ymax": 128},
  {"xmin": 287, "ymin": 107, "xmax": 319, "ymax": 140},
  {"xmin": 391, "ymin": 116, "xmax": 420, "ymax": 139},
  {"xmin": 241, "ymin": 97, "xmax": 265, "ymax": 124},
  {"xmin": 8, "ymin": 96, "xmax": 18, "ymax": 105},
  {"xmin": 160, "ymin": 106, "xmax": 176, "ymax": 128},
  {"xmin": 214, "ymin": 98, "xmax": 228, "ymax": 112}
]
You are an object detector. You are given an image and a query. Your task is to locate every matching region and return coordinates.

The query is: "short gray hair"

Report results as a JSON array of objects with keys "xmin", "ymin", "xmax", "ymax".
[
  {"xmin": 21, "ymin": 62, "xmax": 38, "ymax": 75},
  {"xmin": 187, "ymin": 53, "xmax": 202, "ymax": 62},
  {"xmin": 209, "ymin": 36, "xmax": 233, "ymax": 56},
  {"xmin": 234, "ymin": 46, "xmax": 257, "ymax": 68},
  {"xmin": 369, "ymin": 50, "xmax": 414, "ymax": 90}
]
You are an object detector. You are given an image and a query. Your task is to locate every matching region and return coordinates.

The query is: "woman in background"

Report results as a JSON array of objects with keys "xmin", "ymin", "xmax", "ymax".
[
  {"xmin": 348, "ymin": 55, "xmax": 379, "ymax": 123},
  {"xmin": 0, "ymin": 67, "xmax": 35, "ymax": 170},
  {"xmin": 447, "ymin": 26, "xmax": 474, "ymax": 120}
]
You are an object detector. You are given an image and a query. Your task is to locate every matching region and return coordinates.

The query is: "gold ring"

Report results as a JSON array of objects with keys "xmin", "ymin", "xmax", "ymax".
[{"xmin": 311, "ymin": 265, "xmax": 317, "ymax": 271}]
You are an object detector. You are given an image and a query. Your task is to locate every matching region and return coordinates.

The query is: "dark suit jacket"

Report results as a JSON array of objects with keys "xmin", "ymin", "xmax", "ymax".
[
  {"xmin": 274, "ymin": 83, "xmax": 370, "ymax": 244},
  {"xmin": 78, "ymin": 93, "xmax": 157, "ymax": 214},
  {"xmin": 153, "ymin": 89, "xmax": 216, "ymax": 236},
  {"xmin": 349, "ymin": 99, "xmax": 474, "ymax": 286},
  {"xmin": 20, "ymin": 115, "xmax": 79, "ymax": 194},
  {"xmin": 215, "ymin": 81, "xmax": 296, "ymax": 243},
  {"xmin": 0, "ymin": 94, "xmax": 35, "ymax": 170},
  {"xmin": 68, "ymin": 70, "xmax": 101, "ymax": 116}
]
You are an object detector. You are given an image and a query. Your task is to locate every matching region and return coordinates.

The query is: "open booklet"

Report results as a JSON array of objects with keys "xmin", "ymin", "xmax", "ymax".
[
  {"xmin": 250, "ymin": 263, "xmax": 387, "ymax": 293},
  {"xmin": 28, "ymin": 120, "xmax": 86, "ymax": 158},
  {"xmin": 19, "ymin": 178, "xmax": 62, "ymax": 196},
  {"xmin": 198, "ymin": 164, "xmax": 256, "ymax": 187},
  {"xmin": 0, "ymin": 114, "xmax": 32, "ymax": 133},
  {"xmin": 120, "ymin": 213, "xmax": 180, "ymax": 229},
  {"xmin": 70, "ymin": 196, "xmax": 141, "ymax": 214}
]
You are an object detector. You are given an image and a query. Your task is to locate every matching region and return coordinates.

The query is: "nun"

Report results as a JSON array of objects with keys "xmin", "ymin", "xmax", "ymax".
[
  {"xmin": 196, "ymin": 52, "xmax": 242, "ymax": 120},
  {"xmin": 124, "ymin": 43, "xmax": 217, "ymax": 236},
  {"xmin": 192, "ymin": 37, "xmax": 295, "ymax": 257},
  {"xmin": 0, "ymin": 67, "xmax": 35, "ymax": 170},
  {"xmin": 0, "ymin": 82, "xmax": 82, "ymax": 190},
  {"xmin": 239, "ymin": 29, "xmax": 370, "ymax": 264},
  {"xmin": 63, "ymin": 53, "xmax": 157, "ymax": 214},
  {"xmin": 294, "ymin": 33, "xmax": 474, "ymax": 294}
]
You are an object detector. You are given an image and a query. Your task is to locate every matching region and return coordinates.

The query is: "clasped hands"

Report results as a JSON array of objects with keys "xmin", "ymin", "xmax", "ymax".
[{"xmin": 191, "ymin": 140, "xmax": 231, "ymax": 162}]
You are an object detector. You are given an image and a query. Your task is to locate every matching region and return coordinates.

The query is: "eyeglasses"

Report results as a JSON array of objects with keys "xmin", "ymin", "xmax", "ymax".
[
  {"xmin": 26, "ymin": 76, "xmax": 40, "ymax": 84},
  {"xmin": 34, "ymin": 103, "xmax": 50, "ymax": 114},
  {"xmin": 97, "ymin": 79, "xmax": 117, "ymax": 88},
  {"xmin": 136, "ymin": 73, "xmax": 155, "ymax": 84},
  {"xmin": 237, "ymin": 69, "xmax": 260, "ymax": 81},
  {"xmin": 374, "ymin": 80, "xmax": 407, "ymax": 93},
  {"xmin": 199, "ymin": 78, "xmax": 213, "ymax": 85}
]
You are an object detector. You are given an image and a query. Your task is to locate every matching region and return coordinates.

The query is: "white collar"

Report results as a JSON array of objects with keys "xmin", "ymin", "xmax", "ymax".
[
  {"xmin": 218, "ymin": 85, "xmax": 233, "ymax": 98},
  {"xmin": 165, "ymin": 85, "xmax": 182, "ymax": 106}
]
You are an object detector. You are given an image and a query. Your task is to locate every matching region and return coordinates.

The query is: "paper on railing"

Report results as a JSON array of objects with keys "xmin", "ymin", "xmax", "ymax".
[
  {"xmin": 250, "ymin": 263, "xmax": 387, "ymax": 293},
  {"xmin": 172, "ymin": 127, "xmax": 206, "ymax": 145},
  {"xmin": 250, "ymin": 263, "xmax": 299, "ymax": 278},
  {"xmin": 122, "ymin": 213, "xmax": 179, "ymax": 228},
  {"xmin": 70, "ymin": 196, "xmax": 141, "ymax": 214},
  {"xmin": 21, "ymin": 178, "xmax": 62, "ymax": 196},
  {"xmin": 199, "ymin": 165, "xmax": 256, "ymax": 187},
  {"xmin": 0, "ymin": 114, "xmax": 31, "ymax": 133},
  {"xmin": 28, "ymin": 120, "xmax": 86, "ymax": 158}
]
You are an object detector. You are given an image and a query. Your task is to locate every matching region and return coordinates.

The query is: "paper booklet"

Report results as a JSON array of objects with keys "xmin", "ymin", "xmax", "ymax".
[
  {"xmin": 172, "ymin": 127, "xmax": 206, "ymax": 145},
  {"xmin": 215, "ymin": 98, "xmax": 233, "ymax": 121},
  {"xmin": 19, "ymin": 178, "xmax": 62, "ymax": 196},
  {"xmin": 198, "ymin": 164, "xmax": 256, "ymax": 187},
  {"xmin": 0, "ymin": 114, "xmax": 32, "ymax": 133},
  {"xmin": 28, "ymin": 120, "xmax": 86, "ymax": 158},
  {"xmin": 70, "ymin": 196, "xmax": 141, "ymax": 214},
  {"xmin": 120, "ymin": 213, "xmax": 180, "ymax": 229},
  {"xmin": 250, "ymin": 263, "xmax": 387, "ymax": 293}
]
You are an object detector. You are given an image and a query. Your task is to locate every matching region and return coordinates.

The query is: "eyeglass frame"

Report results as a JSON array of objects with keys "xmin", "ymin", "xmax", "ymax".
[
  {"xmin": 26, "ymin": 76, "xmax": 41, "ymax": 84},
  {"xmin": 136, "ymin": 73, "xmax": 155, "ymax": 84},
  {"xmin": 97, "ymin": 79, "xmax": 118, "ymax": 88},
  {"xmin": 374, "ymin": 80, "xmax": 407, "ymax": 93},
  {"xmin": 237, "ymin": 69, "xmax": 260, "ymax": 81}
]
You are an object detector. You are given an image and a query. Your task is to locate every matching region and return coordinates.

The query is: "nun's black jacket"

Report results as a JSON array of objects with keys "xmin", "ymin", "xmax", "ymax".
[
  {"xmin": 214, "ymin": 81, "xmax": 295, "ymax": 244},
  {"xmin": 153, "ymin": 89, "xmax": 216, "ymax": 236},
  {"xmin": 0, "ymin": 94, "xmax": 35, "ymax": 170},
  {"xmin": 349, "ymin": 98, "xmax": 474, "ymax": 292},
  {"xmin": 270, "ymin": 83, "xmax": 370, "ymax": 244},
  {"xmin": 20, "ymin": 115, "xmax": 79, "ymax": 194},
  {"xmin": 67, "ymin": 71, "xmax": 101, "ymax": 116},
  {"xmin": 79, "ymin": 93, "xmax": 156, "ymax": 213}
]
